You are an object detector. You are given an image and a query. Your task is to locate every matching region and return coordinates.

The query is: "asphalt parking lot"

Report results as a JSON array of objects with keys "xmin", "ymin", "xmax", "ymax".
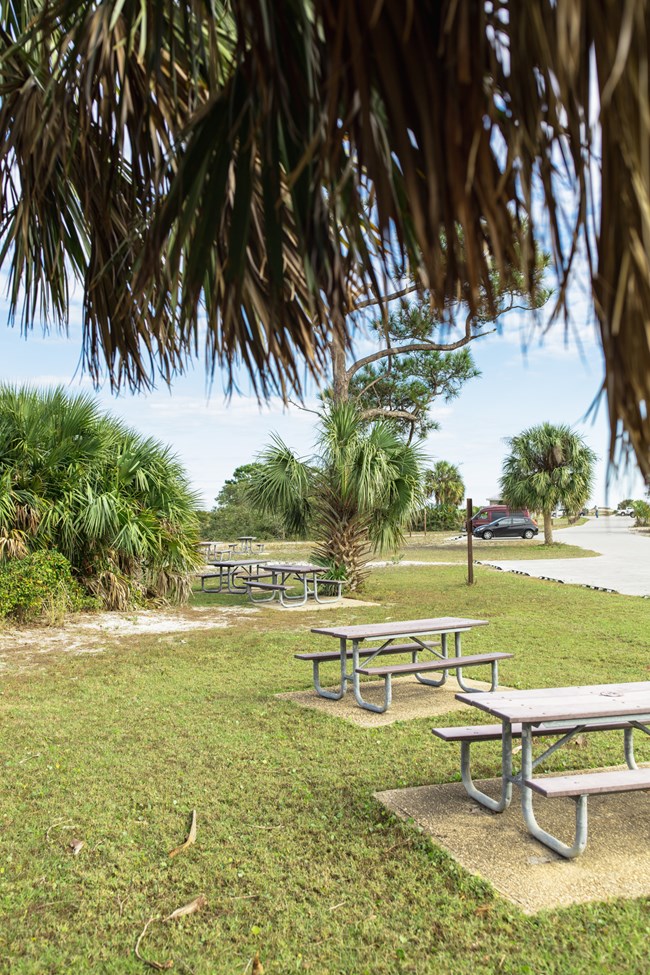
[{"xmin": 477, "ymin": 516, "xmax": 650, "ymax": 596}]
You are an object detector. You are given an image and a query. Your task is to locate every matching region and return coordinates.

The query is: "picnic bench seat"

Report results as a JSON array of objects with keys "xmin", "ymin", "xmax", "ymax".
[
  {"xmin": 357, "ymin": 651, "xmax": 512, "ymax": 695},
  {"xmin": 313, "ymin": 578, "xmax": 345, "ymax": 601},
  {"xmin": 295, "ymin": 641, "xmax": 439, "ymax": 664},
  {"xmin": 199, "ymin": 572, "xmax": 224, "ymax": 593},
  {"xmin": 295, "ymin": 643, "xmax": 438, "ymax": 690},
  {"xmin": 341, "ymin": 651, "xmax": 512, "ymax": 714},
  {"xmin": 432, "ymin": 719, "xmax": 633, "ymax": 743},
  {"xmin": 522, "ymin": 765, "xmax": 650, "ymax": 857},
  {"xmin": 245, "ymin": 579, "xmax": 292, "ymax": 605},
  {"xmin": 525, "ymin": 767, "xmax": 650, "ymax": 798}
]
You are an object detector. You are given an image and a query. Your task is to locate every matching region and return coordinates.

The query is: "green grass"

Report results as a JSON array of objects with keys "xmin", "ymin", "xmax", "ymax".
[{"xmin": 1, "ymin": 566, "xmax": 650, "ymax": 973}]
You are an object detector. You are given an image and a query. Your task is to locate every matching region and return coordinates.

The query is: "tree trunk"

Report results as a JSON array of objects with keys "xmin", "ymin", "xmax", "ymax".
[
  {"xmin": 330, "ymin": 336, "xmax": 349, "ymax": 404},
  {"xmin": 543, "ymin": 510, "xmax": 553, "ymax": 544}
]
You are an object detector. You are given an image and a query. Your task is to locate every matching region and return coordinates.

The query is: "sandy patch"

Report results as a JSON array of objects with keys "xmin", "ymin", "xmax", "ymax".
[
  {"xmin": 376, "ymin": 771, "xmax": 650, "ymax": 913},
  {"xmin": 0, "ymin": 606, "xmax": 258, "ymax": 673},
  {"xmin": 278, "ymin": 675, "xmax": 513, "ymax": 727}
]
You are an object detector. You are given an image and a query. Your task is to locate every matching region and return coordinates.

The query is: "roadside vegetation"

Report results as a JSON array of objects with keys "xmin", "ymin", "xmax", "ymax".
[
  {"xmin": 500, "ymin": 423, "xmax": 596, "ymax": 544},
  {"xmin": 1, "ymin": 564, "xmax": 649, "ymax": 973}
]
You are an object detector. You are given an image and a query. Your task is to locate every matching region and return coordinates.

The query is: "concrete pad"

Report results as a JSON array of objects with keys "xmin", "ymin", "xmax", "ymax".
[
  {"xmin": 277, "ymin": 676, "xmax": 511, "ymax": 727},
  {"xmin": 376, "ymin": 775, "xmax": 650, "ymax": 913}
]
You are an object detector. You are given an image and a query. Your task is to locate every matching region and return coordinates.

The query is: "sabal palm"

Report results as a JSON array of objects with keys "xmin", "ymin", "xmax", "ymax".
[
  {"xmin": 425, "ymin": 462, "xmax": 465, "ymax": 507},
  {"xmin": 499, "ymin": 424, "xmax": 596, "ymax": 544},
  {"xmin": 0, "ymin": 386, "xmax": 202, "ymax": 608},
  {"xmin": 1, "ymin": 3, "xmax": 649, "ymax": 478},
  {"xmin": 249, "ymin": 405, "xmax": 425, "ymax": 590}
]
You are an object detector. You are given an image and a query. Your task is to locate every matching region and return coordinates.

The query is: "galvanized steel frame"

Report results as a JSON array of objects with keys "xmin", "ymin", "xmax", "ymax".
[{"xmin": 457, "ymin": 715, "xmax": 650, "ymax": 858}]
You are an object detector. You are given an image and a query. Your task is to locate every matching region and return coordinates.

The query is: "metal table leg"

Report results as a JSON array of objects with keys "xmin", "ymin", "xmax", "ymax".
[
  {"xmin": 414, "ymin": 632, "xmax": 448, "ymax": 687},
  {"xmin": 519, "ymin": 724, "xmax": 588, "ymax": 858},
  {"xmin": 460, "ymin": 720, "xmax": 513, "ymax": 812},
  {"xmin": 279, "ymin": 571, "xmax": 309, "ymax": 607},
  {"xmin": 313, "ymin": 637, "xmax": 349, "ymax": 700}
]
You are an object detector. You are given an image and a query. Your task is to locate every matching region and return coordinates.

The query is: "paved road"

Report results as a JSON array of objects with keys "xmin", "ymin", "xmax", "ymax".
[{"xmin": 477, "ymin": 516, "xmax": 650, "ymax": 597}]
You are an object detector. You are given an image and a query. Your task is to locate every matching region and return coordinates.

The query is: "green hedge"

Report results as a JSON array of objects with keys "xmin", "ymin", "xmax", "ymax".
[
  {"xmin": 0, "ymin": 551, "xmax": 93, "ymax": 625},
  {"xmin": 411, "ymin": 503, "xmax": 464, "ymax": 532}
]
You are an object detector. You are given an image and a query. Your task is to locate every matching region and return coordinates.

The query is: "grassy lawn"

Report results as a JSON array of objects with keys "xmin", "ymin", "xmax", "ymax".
[{"xmin": 2, "ymin": 566, "xmax": 649, "ymax": 973}]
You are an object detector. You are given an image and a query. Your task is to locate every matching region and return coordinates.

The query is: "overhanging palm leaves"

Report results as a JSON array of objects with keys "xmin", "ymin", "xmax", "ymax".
[
  {"xmin": 0, "ymin": 386, "xmax": 202, "ymax": 608},
  {"xmin": 1, "ymin": 3, "xmax": 650, "ymax": 477}
]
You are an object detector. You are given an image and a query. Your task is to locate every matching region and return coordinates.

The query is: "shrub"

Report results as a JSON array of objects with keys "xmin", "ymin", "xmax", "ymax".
[
  {"xmin": 0, "ymin": 386, "xmax": 202, "ymax": 609},
  {"xmin": 412, "ymin": 504, "xmax": 464, "ymax": 531},
  {"xmin": 0, "ymin": 551, "xmax": 93, "ymax": 625},
  {"xmin": 631, "ymin": 500, "xmax": 650, "ymax": 527}
]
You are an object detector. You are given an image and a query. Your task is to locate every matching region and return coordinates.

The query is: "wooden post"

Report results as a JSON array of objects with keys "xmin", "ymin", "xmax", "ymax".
[
  {"xmin": 423, "ymin": 507, "xmax": 427, "ymax": 538},
  {"xmin": 466, "ymin": 498, "xmax": 474, "ymax": 585}
]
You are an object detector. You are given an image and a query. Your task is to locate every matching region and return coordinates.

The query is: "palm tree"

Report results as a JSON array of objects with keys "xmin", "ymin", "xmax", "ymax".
[
  {"xmin": 425, "ymin": 462, "xmax": 465, "ymax": 507},
  {"xmin": 499, "ymin": 424, "xmax": 597, "ymax": 545},
  {"xmin": 249, "ymin": 405, "xmax": 425, "ymax": 590},
  {"xmin": 0, "ymin": 386, "xmax": 202, "ymax": 609},
  {"xmin": 2, "ymin": 4, "xmax": 650, "ymax": 480}
]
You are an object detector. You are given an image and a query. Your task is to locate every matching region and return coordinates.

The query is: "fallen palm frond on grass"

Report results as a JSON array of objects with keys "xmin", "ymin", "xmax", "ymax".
[
  {"xmin": 135, "ymin": 895, "xmax": 208, "ymax": 971},
  {"xmin": 169, "ymin": 810, "xmax": 197, "ymax": 858}
]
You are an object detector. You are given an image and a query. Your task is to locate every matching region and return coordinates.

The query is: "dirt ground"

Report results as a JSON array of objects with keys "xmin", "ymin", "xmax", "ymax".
[{"xmin": 0, "ymin": 605, "xmax": 258, "ymax": 674}]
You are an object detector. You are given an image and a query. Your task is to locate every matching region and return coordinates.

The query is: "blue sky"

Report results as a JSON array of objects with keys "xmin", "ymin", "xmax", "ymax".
[{"xmin": 0, "ymin": 267, "xmax": 646, "ymax": 510}]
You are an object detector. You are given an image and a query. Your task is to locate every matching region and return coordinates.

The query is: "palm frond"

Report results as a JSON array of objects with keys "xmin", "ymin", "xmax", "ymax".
[
  {"xmin": 2, "ymin": 3, "xmax": 650, "ymax": 476},
  {"xmin": 248, "ymin": 434, "xmax": 313, "ymax": 535}
]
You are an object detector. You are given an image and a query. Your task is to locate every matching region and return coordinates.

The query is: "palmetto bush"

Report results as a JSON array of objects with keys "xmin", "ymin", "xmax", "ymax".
[
  {"xmin": 249, "ymin": 404, "xmax": 425, "ymax": 590},
  {"xmin": 0, "ymin": 386, "xmax": 202, "ymax": 610}
]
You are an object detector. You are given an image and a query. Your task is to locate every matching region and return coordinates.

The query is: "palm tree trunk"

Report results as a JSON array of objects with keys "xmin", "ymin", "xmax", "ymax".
[
  {"xmin": 315, "ymin": 514, "xmax": 371, "ymax": 591},
  {"xmin": 543, "ymin": 510, "xmax": 553, "ymax": 544}
]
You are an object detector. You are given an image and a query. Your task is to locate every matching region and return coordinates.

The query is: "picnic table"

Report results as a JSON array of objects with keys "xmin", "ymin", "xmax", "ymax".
[
  {"xmin": 199, "ymin": 557, "xmax": 267, "ymax": 594},
  {"xmin": 238, "ymin": 536, "xmax": 257, "ymax": 554},
  {"xmin": 435, "ymin": 681, "xmax": 650, "ymax": 858},
  {"xmin": 247, "ymin": 563, "xmax": 343, "ymax": 607},
  {"xmin": 300, "ymin": 617, "xmax": 506, "ymax": 714},
  {"xmin": 197, "ymin": 540, "xmax": 226, "ymax": 561}
]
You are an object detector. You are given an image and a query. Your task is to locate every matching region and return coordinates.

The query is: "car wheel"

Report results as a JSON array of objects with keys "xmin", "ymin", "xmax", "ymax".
[
  {"xmin": 523, "ymin": 529, "xmax": 534, "ymax": 539},
  {"xmin": 482, "ymin": 530, "xmax": 493, "ymax": 540}
]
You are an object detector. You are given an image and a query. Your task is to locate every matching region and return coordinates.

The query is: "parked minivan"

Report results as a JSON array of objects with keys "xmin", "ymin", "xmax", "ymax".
[{"xmin": 467, "ymin": 505, "xmax": 531, "ymax": 530}]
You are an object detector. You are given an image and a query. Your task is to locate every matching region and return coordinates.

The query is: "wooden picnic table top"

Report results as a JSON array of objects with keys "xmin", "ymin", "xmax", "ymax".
[
  {"xmin": 263, "ymin": 563, "xmax": 328, "ymax": 574},
  {"xmin": 311, "ymin": 616, "xmax": 489, "ymax": 641},
  {"xmin": 456, "ymin": 681, "xmax": 650, "ymax": 723},
  {"xmin": 207, "ymin": 557, "xmax": 265, "ymax": 567},
  {"xmin": 238, "ymin": 536, "xmax": 257, "ymax": 540}
]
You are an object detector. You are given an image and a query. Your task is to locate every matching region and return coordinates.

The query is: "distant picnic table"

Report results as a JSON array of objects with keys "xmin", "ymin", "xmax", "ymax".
[
  {"xmin": 246, "ymin": 563, "xmax": 343, "ymax": 607},
  {"xmin": 199, "ymin": 557, "xmax": 267, "ymax": 594},
  {"xmin": 298, "ymin": 617, "xmax": 506, "ymax": 714}
]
